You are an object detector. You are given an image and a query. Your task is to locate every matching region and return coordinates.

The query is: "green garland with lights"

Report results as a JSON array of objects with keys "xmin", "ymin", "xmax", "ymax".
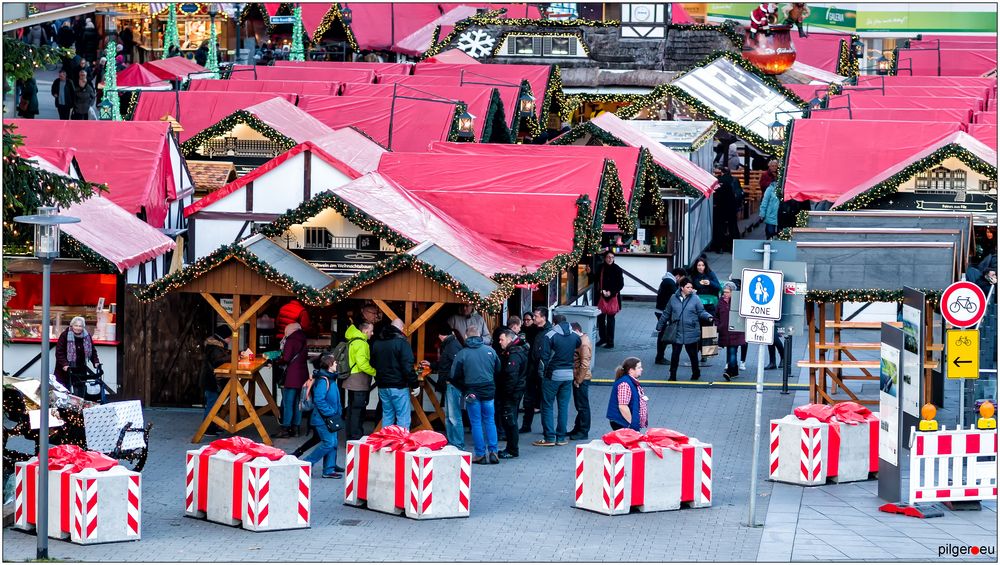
[
  {"xmin": 163, "ymin": 4, "xmax": 180, "ymax": 54},
  {"xmin": 669, "ymin": 21, "xmax": 744, "ymax": 50},
  {"xmin": 887, "ymin": 48, "xmax": 899, "ymax": 77},
  {"xmin": 479, "ymin": 87, "xmax": 510, "ymax": 143},
  {"xmin": 806, "ymin": 288, "xmax": 942, "ymax": 307},
  {"xmin": 836, "ymin": 35, "xmax": 860, "ymax": 78},
  {"xmin": 289, "ymin": 6, "xmax": 305, "ymax": 61},
  {"xmin": 123, "ymin": 90, "xmax": 140, "ymax": 120},
  {"xmin": 775, "ymin": 227, "xmax": 794, "ymax": 241},
  {"xmin": 599, "ymin": 159, "xmax": 633, "ymax": 234},
  {"xmin": 312, "ymin": 4, "xmax": 359, "ymax": 49},
  {"xmin": 60, "ymin": 234, "xmax": 119, "ymax": 274},
  {"xmin": 795, "ymin": 209, "xmax": 810, "ymax": 228},
  {"xmin": 180, "ymin": 110, "xmax": 297, "ymax": 156},
  {"xmin": 671, "ymin": 51, "xmax": 809, "ymax": 108},
  {"xmin": 832, "ymin": 144, "xmax": 998, "ymax": 212},
  {"xmin": 660, "ymin": 84, "xmax": 783, "ymax": 157},
  {"xmin": 562, "ymin": 85, "xmax": 671, "ymax": 123},
  {"xmin": 490, "ymin": 31, "xmax": 591, "ymax": 58}
]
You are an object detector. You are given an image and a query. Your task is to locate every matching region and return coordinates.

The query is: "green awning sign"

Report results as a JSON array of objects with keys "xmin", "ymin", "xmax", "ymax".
[{"xmin": 707, "ymin": 3, "xmax": 996, "ymax": 34}]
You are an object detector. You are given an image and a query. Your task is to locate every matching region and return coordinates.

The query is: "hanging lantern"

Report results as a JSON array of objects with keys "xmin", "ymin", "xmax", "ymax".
[
  {"xmin": 457, "ymin": 110, "xmax": 476, "ymax": 139},
  {"xmin": 877, "ymin": 56, "xmax": 890, "ymax": 75},
  {"xmin": 742, "ymin": 24, "xmax": 797, "ymax": 75},
  {"xmin": 768, "ymin": 119, "xmax": 785, "ymax": 144},
  {"xmin": 852, "ymin": 38, "xmax": 865, "ymax": 59},
  {"xmin": 518, "ymin": 92, "xmax": 536, "ymax": 117}
]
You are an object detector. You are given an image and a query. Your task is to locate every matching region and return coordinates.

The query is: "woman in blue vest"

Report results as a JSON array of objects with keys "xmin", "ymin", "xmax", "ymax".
[{"xmin": 606, "ymin": 357, "xmax": 648, "ymax": 431}]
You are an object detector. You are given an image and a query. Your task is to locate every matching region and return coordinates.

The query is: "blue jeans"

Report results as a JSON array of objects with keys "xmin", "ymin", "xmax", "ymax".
[
  {"xmin": 280, "ymin": 387, "xmax": 302, "ymax": 427},
  {"xmin": 204, "ymin": 389, "xmax": 220, "ymax": 418},
  {"xmin": 541, "ymin": 379, "xmax": 572, "ymax": 442},
  {"xmin": 378, "ymin": 388, "xmax": 411, "ymax": 430},
  {"xmin": 726, "ymin": 346, "xmax": 740, "ymax": 376},
  {"xmin": 304, "ymin": 419, "xmax": 339, "ymax": 475},
  {"xmin": 445, "ymin": 384, "xmax": 465, "ymax": 449},
  {"xmin": 465, "ymin": 396, "xmax": 497, "ymax": 457}
]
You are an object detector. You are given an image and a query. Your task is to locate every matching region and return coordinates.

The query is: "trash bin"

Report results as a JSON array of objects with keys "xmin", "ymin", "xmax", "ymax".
[{"xmin": 554, "ymin": 305, "xmax": 600, "ymax": 370}]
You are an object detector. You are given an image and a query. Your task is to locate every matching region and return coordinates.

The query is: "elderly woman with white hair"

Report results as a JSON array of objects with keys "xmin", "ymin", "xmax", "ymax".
[{"xmin": 55, "ymin": 316, "xmax": 102, "ymax": 395}]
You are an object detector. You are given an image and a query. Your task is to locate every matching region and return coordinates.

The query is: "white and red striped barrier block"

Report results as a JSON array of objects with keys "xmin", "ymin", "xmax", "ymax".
[
  {"xmin": 573, "ymin": 438, "xmax": 713, "ymax": 515},
  {"xmin": 909, "ymin": 426, "xmax": 998, "ymax": 504},
  {"xmin": 344, "ymin": 438, "xmax": 472, "ymax": 520},
  {"xmin": 14, "ymin": 458, "xmax": 141, "ymax": 544},
  {"xmin": 768, "ymin": 413, "xmax": 879, "ymax": 486}
]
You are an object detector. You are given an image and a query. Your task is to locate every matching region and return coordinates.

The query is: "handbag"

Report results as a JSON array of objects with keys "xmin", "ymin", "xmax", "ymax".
[
  {"xmin": 597, "ymin": 295, "xmax": 620, "ymax": 316},
  {"xmin": 659, "ymin": 318, "xmax": 679, "ymax": 344},
  {"xmin": 18, "ymin": 96, "xmax": 29, "ymax": 112},
  {"xmin": 323, "ymin": 415, "xmax": 343, "ymax": 433}
]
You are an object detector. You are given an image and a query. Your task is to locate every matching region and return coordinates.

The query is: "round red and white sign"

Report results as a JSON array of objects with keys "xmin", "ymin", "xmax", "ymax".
[{"xmin": 940, "ymin": 281, "xmax": 987, "ymax": 328}]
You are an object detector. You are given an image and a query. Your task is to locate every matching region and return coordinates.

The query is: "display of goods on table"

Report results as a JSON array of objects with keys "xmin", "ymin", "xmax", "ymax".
[
  {"xmin": 185, "ymin": 437, "xmax": 310, "ymax": 531},
  {"xmin": 344, "ymin": 426, "xmax": 472, "ymax": 520},
  {"xmin": 574, "ymin": 428, "xmax": 713, "ymax": 515},
  {"xmin": 14, "ymin": 445, "xmax": 141, "ymax": 544},
  {"xmin": 769, "ymin": 402, "xmax": 879, "ymax": 486}
]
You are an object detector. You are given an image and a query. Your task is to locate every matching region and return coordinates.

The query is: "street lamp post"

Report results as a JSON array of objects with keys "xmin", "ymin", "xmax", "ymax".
[{"xmin": 13, "ymin": 207, "xmax": 80, "ymax": 560}]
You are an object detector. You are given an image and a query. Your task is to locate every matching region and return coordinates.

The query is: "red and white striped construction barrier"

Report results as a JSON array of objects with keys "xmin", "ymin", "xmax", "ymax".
[
  {"xmin": 769, "ymin": 403, "xmax": 879, "ymax": 486},
  {"xmin": 909, "ymin": 426, "xmax": 998, "ymax": 504},
  {"xmin": 574, "ymin": 428, "xmax": 713, "ymax": 515},
  {"xmin": 344, "ymin": 426, "xmax": 472, "ymax": 520},
  {"xmin": 14, "ymin": 445, "xmax": 140, "ymax": 544},
  {"xmin": 184, "ymin": 437, "xmax": 310, "ymax": 531}
]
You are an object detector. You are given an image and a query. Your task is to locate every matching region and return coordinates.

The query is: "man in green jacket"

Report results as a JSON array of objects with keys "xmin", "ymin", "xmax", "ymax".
[{"xmin": 344, "ymin": 321, "xmax": 376, "ymax": 440}]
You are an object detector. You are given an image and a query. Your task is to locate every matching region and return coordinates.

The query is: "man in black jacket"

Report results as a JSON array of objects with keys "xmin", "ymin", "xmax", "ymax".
[
  {"xmin": 451, "ymin": 325, "xmax": 500, "ymax": 464},
  {"xmin": 51, "ymin": 69, "xmax": 74, "ymax": 120},
  {"xmin": 496, "ymin": 329, "xmax": 528, "ymax": 458},
  {"xmin": 520, "ymin": 307, "xmax": 551, "ymax": 433},
  {"xmin": 534, "ymin": 314, "xmax": 581, "ymax": 447},
  {"xmin": 200, "ymin": 325, "xmax": 231, "ymax": 436},
  {"xmin": 371, "ymin": 319, "xmax": 418, "ymax": 429},
  {"xmin": 654, "ymin": 268, "xmax": 687, "ymax": 364}
]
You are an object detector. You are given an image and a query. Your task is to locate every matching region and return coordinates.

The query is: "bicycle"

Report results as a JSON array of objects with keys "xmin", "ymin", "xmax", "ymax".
[
  {"xmin": 949, "ymin": 296, "xmax": 978, "ymax": 313},
  {"xmin": 750, "ymin": 320, "xmax": 769, "ymax": 333},
  {"xmin": 955, "ymin": 335, "xmax": 973, "ymax": 347}
]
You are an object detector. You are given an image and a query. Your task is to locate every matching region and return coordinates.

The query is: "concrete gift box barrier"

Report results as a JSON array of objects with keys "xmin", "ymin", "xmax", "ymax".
[
  {"xmin": 768, "ymin": 413, "xmax": 879, "ymax": 486},
  {"xmin": 185, "ymin": 445, "xmax": 311, "ymax": 531},
  {"xmin": 344, "ymin": 438, "xmax": 472, "ymax": 519},
  {"xmin": 14, "ymin": 460, "xmax": 141, "ymax": 544},
  {"xmin": 573, "ymin": 438, "xmax": 713, "ymax": 515}
]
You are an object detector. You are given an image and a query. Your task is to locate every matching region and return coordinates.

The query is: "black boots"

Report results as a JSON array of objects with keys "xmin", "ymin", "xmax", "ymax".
[{"xmin": 273, "ymin": 426, "xmax": 298, "ymax": 439}]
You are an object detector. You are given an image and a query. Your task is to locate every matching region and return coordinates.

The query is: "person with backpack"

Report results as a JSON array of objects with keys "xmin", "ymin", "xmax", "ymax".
[
  {"xmin": 302, "ymin": 354, "xmax": 343, "ymax": 478},
  {"xmin": 342, "ymin": 321, "xmax": 376, "ymax": 441}
]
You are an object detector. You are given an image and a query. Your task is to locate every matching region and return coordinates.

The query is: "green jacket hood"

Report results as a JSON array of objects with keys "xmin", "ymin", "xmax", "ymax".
[{"xmin": 346, "ymin": 324, "xmax": 369, "ymax": 341}]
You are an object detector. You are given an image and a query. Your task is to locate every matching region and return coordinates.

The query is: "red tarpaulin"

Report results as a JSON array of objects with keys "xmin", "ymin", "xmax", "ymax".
[
  {"xmin": 413, "ymin": 62, "xmax": 554, "ymax": 120},
  {"xmin": 340, "ymin": 3, "xmax": 447, "ymax": 51},
  {"xmin": 910, "ymin": 36, "xmax": 998, "ymax": 49},
  {"xmin": 843, "ymin": 84, "xmax": 994, "ymax": 101},
  {"xmin": 61, "ymin": 196, "xmax": 176, "ymax": 272},
  {"xmin": 826, "ymin": 94, "xmax": 984, "ymax": 111},
  {"xmin": 783, "ymin": 119, "xmax": 964, "ymax": 202},
  {"xmin": 310, "ymin": 128, "xmax": 388, "ymax": 175},
  {"xmin": 856, "ymin": 75, "xmax": 997, "ymax": 90},
  {"xmin": 377, "ymin": 152, "xmax": 611, "ymax": 250},
  {"xmin": 142, "ymin": 57, "xmax": 208, "ymax": 81},
  {"xmin": 8, "ymin": 120, "xmax": 180, "ymax": 227},
  {"xmin": 17, "ymin": 146, "xmax": 76, "ymax": 175},
  {"xmin": 188, "ymin": 79, "xmax": 340, "ymax": 96},
  {"xmin": 575, "ymin": 113, "xmax": 719, "ymax": 197},
  {"xmin": 968, "ymin": 123, "xmax": 999, "ymax": 150},
  {"xmin": 243, "ymin": 97, "xmax": 337, "ymax": 144},
  {"xmin": 132, "ymin": 92, "xmax": 296, "ymax": 143},
  {"xmin": 790, "ymin": 32, "xmax": 850, "ymax": 74},
  {"xmin": 786, "ymin": 84, "xmax": 827, "ymax": 103},
  {"xmin": 376, "ymin": 74, "xmax": 470, "ymax": 87},
  {"xmin": 230, "ymin": 65, "xmax": 375, "ymax": 84},
  {"xmin": 395, "ymin": 5, "xmax": 480, "ymax": 56},
  {"xmin": 895, "ymin": 48, "xmax": 998, "ymax": 77},
  {"xmin": 814, "ymin": 107, "xmax": 974, "ymax": 123},
  {"xmin": 833, "ymin": 131, "xmax": 997, "ymax": 208},
  {"xmin": 423, "ymin": 49, "xmax": 482, "ymax": 65},
  {"xmin": 338, "ymin": 83, "xmax": 513, "ymax": 141},
  {"xmin": 298, "ymin": 95, "xmax": 458, "ymax": 152},
  {"xmin": 975, "ymin": 111, "xmax": 998, "ymax": 125},
  {"xmin": 272, "ymin": 61, "xmax": 413, "ymax": 76},
  {"xmin": 116, "ymin": 64, "xmax": 170, "ymax": 88}
]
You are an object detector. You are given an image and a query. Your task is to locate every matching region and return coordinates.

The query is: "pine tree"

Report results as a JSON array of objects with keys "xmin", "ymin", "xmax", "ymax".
[
  {"xmin": 290, "ymin": 6, "xmax": 305, "ymax": 62},
  {"xmin": 102, "ymin": 40, "xmax": 121, "ymax": 120}
]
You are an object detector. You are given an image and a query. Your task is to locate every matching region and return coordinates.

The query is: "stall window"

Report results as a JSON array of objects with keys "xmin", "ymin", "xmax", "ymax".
[
  {"xmin": 550, "ymin": 37, "xmax": 571, "ymax": 55},
  {"xmin": 981, "ymin": 180, "xmax": 997, "ymax": 192},
  {"xmin": 303, "ymin": 227, "xmax": 331, "ymax": 249},
  {"xmin": 514, "ymin": 37, "xmax": 535, "ymax": 55}
]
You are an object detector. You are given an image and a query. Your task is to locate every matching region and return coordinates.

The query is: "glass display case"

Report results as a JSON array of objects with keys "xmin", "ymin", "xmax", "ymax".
[{"xmin": 6, "ymin": 307, "xmax": 116, "ymax": 343}]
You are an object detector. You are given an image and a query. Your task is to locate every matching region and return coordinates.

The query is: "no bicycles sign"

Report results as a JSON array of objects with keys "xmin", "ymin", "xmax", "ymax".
[{"xmin": 940, "ymin": 281, "xmax": 987, "ymax": 329}]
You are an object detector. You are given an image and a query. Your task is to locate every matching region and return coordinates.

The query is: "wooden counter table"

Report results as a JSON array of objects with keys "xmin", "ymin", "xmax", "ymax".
[{"xmin": 192, "ymin": 357, "xmax": 281, "ymax": 444}]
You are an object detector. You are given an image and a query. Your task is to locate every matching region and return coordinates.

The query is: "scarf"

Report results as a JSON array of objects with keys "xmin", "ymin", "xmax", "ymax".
[{"xmin": 66, "ymin": 328, "xmax": 93, "ymax": 366}]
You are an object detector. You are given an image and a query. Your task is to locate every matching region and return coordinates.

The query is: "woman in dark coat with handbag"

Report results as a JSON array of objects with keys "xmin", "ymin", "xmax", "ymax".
[
  {"xmin": 656, "ymin": 278, "xmax": 714, "ymax": 381},
  {"xmin": 594, "ymin": 251, "xmax": 625, "ymax": 349},
  {"xmin": 716, "ymin": 282, "xmax": 746, "ymax": 381},
  {"xmin": 273, "ymin": 322, "xmax": 309, "ymax": 438}
]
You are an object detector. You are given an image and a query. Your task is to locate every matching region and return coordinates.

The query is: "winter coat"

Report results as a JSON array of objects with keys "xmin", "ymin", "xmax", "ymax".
[
  {"xmin": 309, "ymin": 370, "xmax": 342, "ymax": 425},
  {"xmin": 433, "ymin": 334, "xmax": 463, "ymax": 389},
  {"xmin": 276, "ymin": 328, "xmax": 309, "ymax": 389},
  {"xmin": 51, "ymin": 77, "xmax": 74, "ymax": 108},
  {"xmin": 528, "ymin": 321, "xmax": 551, "ymax": 378},
  {"xmin": 16, "ymin": 79, "xmax": 39, "ymax": 118},
  {"xmin": 26, "ymin": 26, "xmax": 46, "ymax": 47},
  {"xmin": 199, "ymin": 336, "xmax": 229, "ymax": 392},
  {"xmin": 276, "ymin": 299, "xmax": 310, "ymax": 338},
  {"xmin": 540, "ymin": 321, "xmax": 581, "ymax": 380},
  {"xmin": 657, "ymin": 291, "xmax": 713, "ymax": 345},
  {"xmin": 655, "ymin": 272, "xmax": 678, "ymax": 316},
  {"xmin": 690, "ymin": 267, "xmax": 722, "ymax": 308},
  {"xmin": 343, "ymin": 324, "xmax": 376, "ymax": 392},
  {"xmin": 574, "ymin": 333, "xmax": 593, "ymax": 384},
  {"xmin": 57, "ymin": 26, "xmax": 76, "ymax": 49},
  {"xmin": 716, "ymin": 296, "xmax": 746, "ymax": 347},
  {"xmin": 79, "ymin": 28, "xmax": 100, "ymax": 60},
  {"xmin": 72, "ymin": 81, "xmax": 95, "ymax": 116},
  {"xmin": 447, "ymin": 311, "xmax": 491, "ymax": 344},
  {"xmin": 759, "ymin": 182, "xmax": 780, "ymax": 226},
  {"xmin": 497, "ymin": 338, "xmax": 529, "ymax": 400},
  {"xmin": 54, "ymin": 328, "xmax": 101, "ymax": 386},
  {"xmin": 450, "ymin": 336, "xmax": 499, "ymax": 401},
  {"xmin": 595, "ymin": 261, "xmax": 625, "ymax": 308},
  {"xmin": 371, "ymin": 325, "xmax": 417, "ymax": 389}
]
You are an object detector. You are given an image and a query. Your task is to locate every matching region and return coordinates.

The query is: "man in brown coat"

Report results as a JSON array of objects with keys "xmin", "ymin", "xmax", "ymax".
[{"xmin": 568, "ymin": 322, "xmax": 593, "ymax": 440}]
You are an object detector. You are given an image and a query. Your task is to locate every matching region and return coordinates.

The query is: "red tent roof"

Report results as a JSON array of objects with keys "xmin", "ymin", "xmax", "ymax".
[
  {"xmin": 184, "ymin": 141, "xmax": 363, "ymax": 217},
  {"xmin": 62, "ymin": 196, "xmax": 176, "ymax": 272},
  {"xmin": 782, "ymin": 119, "xmax": 965, "ymax": 202},
  {"xmin": 975, "ymin": 111, "xmax": 997, "ymax": 125},
  {"xmin": 339, "ymin": 3, "xmax": 455, "ymax": 51},
  {"xmin": 132, "ymin": 91, "xmax": 296, "ymax": 143},
  {"xmin": 968, "ymin": 123, "xmax": 998, "ymax": 150},
  {"xmin": 815, "ymin": 107, "xmax": 974, "ymax": 123},
  {"xmin": 413, "ymin": 62, "xmax": 554, "ymax": 120},
  {"xmin": 8, "ymin": 120, "xmax": 181, "ymax": 227},
  {"xmin": 298, "ymin": 95, "xmax": 458, "ymax": 152},
  {"xmin": 423, "ymin": 48, "xmax": 482, "ymax": 65},
  {"xmin": 377, "ymin": 152, "xmax": 609, "ymax": 250},
  {"xmin": 117, "ymin": 64, "xmax": 170, "ymax": 88},
  {"xmin": 142, "ymin": 57, "xmax": 208, "ymax": 81},
  {"xmin": 395, "ymin": 5, "xmax": 479, "ymax": 56},
  {"xmin": 188, "ymin": 79, "xmax": 339, "ymax": 96},
  {"xmin": 310, "ymin": 127, "xmax": 388, "ymax": 175},
  {"xmin": 272, "ymin": 61, "xmax": 413, "ymax": 76},
  {"xmin": 826, "ymin": 93, "xmax": 984, "ymax": 111},
  {"xmin": 895, "ymin": 48, "xmax": 998, "ymax": 77},
  {"xmin": 843, "ymin": 84, "xmax": 994, "ymax": 101},
  {"xmin": 572, "ymin": 113, "xmax": 719, "ymax": 197},
  {"xmin": 788, "ymin": 32, "xmax": 850, "ymax": 74},
  {"xmin": 856, "ymin": 75, "xmax": 997, "ymax": 90},
  {"xmin": 831, "ymin": 131, "xmax": 997, "ymax": 209},
  {"xmin": 230, "ymin": 65, "xmax": 375, "ymax": 84},
  {"xmin": 242, "ymin": 97, "xmax": 337, "ymax": 144},
  {"xmin": 16, "ymin": 146, "xmax": 76, "ymax": 175}
]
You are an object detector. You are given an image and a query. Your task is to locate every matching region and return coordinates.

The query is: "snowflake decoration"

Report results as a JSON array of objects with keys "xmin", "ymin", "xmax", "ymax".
[{"xmin": 456, "ymin": 30, "xmax": 496, "ymax": 59}]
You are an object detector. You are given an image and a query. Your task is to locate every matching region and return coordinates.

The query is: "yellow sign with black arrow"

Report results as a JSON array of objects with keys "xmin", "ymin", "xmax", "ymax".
[{"xmin": 946, "ymin": 329, "xmax": 979, "ymax": 379}]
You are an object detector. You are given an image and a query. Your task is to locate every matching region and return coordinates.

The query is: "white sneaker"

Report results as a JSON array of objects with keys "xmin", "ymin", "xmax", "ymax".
[{"xmin": 739, "ymin": 361, "xmax": 747, "ymax": 371}]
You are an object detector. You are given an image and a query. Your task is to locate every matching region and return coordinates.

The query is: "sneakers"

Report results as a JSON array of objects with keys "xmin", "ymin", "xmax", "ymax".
[
  {"xmin": 555, "ymin": 439, "xmax": 568, "ymax": 446},
  {"xmin": 532, "ymin": 439, "xmax": 556, "ymax": 447},
  {"xmin": 333, "ymin": 465, "xmax": 344, "ymax": 473},
  {"xmin": 497, "ymin": 450, "xmax": 518, "ymax": 459},
  {"xmin": 472, "ymin": 456, "xmax": 490, "ymax": 465},
  {"xmin": 489, "ymin": 452, "xmax": 500, "ymax": 464},
  {"xmin": 739, "ymin": 361, "xmax": 747, "ymax": 371},
  {"xmin": 722, "ymin": 372, "xmax": 732, "ymax": 382},
  {"xmin": 321, "ymin": 472, "xmax": 343, "ymax": 479},
  {"xmin": 568, "ymin": 432, "xmax": 588, "ymax": 440}
]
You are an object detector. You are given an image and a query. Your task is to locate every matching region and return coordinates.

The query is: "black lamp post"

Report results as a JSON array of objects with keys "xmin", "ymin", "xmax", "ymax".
[
  {"xmin": 387, "ymin": 83, "xmax": 475, "ymax": 149},
  {"xmin": 13, "ymin": 207, "xmax": 80, "ymax": 560}
]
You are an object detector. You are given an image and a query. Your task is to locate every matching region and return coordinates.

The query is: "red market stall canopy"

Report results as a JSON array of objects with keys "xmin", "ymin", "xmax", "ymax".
[
  {"xmin": 273, "ymin": 61, "xmax": 413, "ymax": 75},
  {"xmin": 826, "ymin": 94, "xmax": 985, "ymax": 112},
  {"xmin": 413, "ymin": 62, "xmax": 556, "ymax": 121},
  {"xmin": 116, "ymin": 64, "xmax": 171, "ymax": 89},
  {"xmin": 297, "ymin": 95, "xmax": 461, "ymax": 152},
  {"xmin": 814, "ymin": 107, "xmax": 974, "ymax": 123},
  {"xmin": 789, "ymin": 32, "xmax": 851, "ymax": 74},
  {"xmin": 61, "ymin": 196, "xmax": 176, "ymax": 272},
  {"xmin": 188, "ymin": 79, "xmax": 340, "ymax": 96},
  {"xmin": 968, "ymin": 124, "xmax": 998, "ymax": 150},
  {"xmin": 831, "ymin": 131, "xmax": 997, "ymax": 210},
  {"xmin": 8, "ymin": 119, "xmax": 186, "ymax": 228},
  {"xmin": 895, "ymin": 48, "xmax": 998, "ymax": 77},
  {"xmin": 394, "ymin": 5, "xmax": 480, "ymax": 56},
  {"xmin": 856, "ymin": 75, "xmax": 997, "ymax": 90},
  {"xmin": 975, "ymin": 111, "xmax": 997, "ymax": 125},
  {"xmin": 910, "ymin": 35, "xmax": 998, "ymax": 49},
  {"xmin": 310, "ymin": 128, "xmax": 388, "ymax": 175},
  {"xmin": 230, "ymin": 65, "xmax": 375, "ymax": 84},
  {"xmin": 142, "ymin": 57, "xmax": 210, "ymax": 82},
  {"xmin": 842, "ymin": 84, "xmax": 995, "ymax": 101},
  {"xmin": 554, "ymin": 112, "xmax": 719, "ymax": 198},
  {"xmin": 423, "ymin": 49, "xmax": 481, "ymax": 65},
  {"xmin": 184, "ymin": 97, "xmax": 336, "ymax": 153},
  {"xmin": 782, "ymin": 119, "xmax": 965, "ymax": 202},
  {"xmin": 132, "ymin": 91, "xmax": 296, "ymax": 143},
  {"xmin": 16, "ymin": 146, "xmax": 80, "ymax": 177}
]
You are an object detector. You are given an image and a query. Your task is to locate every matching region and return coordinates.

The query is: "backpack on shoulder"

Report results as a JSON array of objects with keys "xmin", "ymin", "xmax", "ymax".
[{"xmin": 331, "ymin": 337, "xmax": 360, "ymax": 379}]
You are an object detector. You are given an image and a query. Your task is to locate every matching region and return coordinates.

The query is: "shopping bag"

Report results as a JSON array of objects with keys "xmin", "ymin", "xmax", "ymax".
[{"xmin": 700, "ymin": 325, "xmax": 719, "ymax": 357}]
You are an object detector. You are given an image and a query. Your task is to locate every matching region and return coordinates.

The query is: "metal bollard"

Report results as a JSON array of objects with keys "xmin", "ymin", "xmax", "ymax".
[{"xmin": 780, "ymin": 334, "xmax": 792, "ymax": 395}]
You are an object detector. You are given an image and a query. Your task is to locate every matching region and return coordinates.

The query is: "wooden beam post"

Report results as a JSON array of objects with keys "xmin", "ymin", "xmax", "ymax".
[
  {"xmin": 374, "ymin": 299, "xmax": 399, "ymax": 323},
  {"xmin": 405, "ymin": 302, "xmax": 444, "ymax": 337}
]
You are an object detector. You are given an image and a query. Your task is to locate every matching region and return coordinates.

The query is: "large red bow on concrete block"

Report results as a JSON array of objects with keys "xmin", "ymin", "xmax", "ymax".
[
  {"xmin": 793, "ymin": 402, "xmax": 873, "ymax": 425},
  {"xmin": 365, "ymin": 425, "xmax": 448, "ymax": 452},
  {"xmin": 48, "ymin": 445, "xmax": 117, "ymax": 473},
  {"xmin": 601, "ymin": 428, "xmax": 690, "ymax": 458},
  {"xmin": 208, "ymin": 436, "xmax": 286, "ymax": 460}
]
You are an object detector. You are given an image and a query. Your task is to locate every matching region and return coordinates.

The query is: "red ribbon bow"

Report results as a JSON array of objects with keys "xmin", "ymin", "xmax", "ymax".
[
  {"xmin": 47, "ymin": 445, "xmax": 117, "ymax": 473},
  {"xmin": 364, "ymin": 425, "xmax": 448, "ymax": 452},
  {"xmin": 601, "ymin": 427, "xmax": 690, "ymax": 458},
  {"xmin": 208, "ymin": 436, "xmax": 286, "ymax": 460},
  {"xmin": 793, "ymin": 402, "xmax": 873, "ymax": 425}
]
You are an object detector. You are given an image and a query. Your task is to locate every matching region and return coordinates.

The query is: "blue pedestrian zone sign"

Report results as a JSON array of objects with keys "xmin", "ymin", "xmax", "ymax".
[{"xmin": 740, "ymin": 268, "xmax": 784, "ymax": 321}]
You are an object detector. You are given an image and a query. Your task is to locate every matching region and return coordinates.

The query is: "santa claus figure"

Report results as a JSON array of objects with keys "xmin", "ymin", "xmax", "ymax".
[{"xmin": 748, "ymin": 3, "xmax": 778, "ymax": 45}]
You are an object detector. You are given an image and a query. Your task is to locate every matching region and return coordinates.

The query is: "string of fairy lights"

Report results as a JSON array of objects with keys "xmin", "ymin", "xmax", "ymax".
[
  {"xmin": 180, "ymin": 111, "xmax": 297, "ymax": 156},
  {"xmin": 490, "ymin": 31, "xmax": 592, "ymax": 58}
]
